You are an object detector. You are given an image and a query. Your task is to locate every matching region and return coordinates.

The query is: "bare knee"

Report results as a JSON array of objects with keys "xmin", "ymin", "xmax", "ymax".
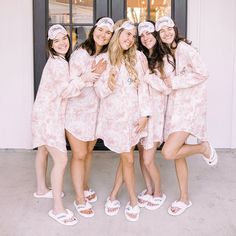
[
  {"xmin": 54, "ymin": 155, "xmax": 68, "ymax": 168},
  {"xmin": 122, "ymin": 156, "xmax": 134, "ymax": 166},
  {"xmin": 72, "ymin": 150, "xmax": 88, "ymax": 161},
  {"xmin": 161, "ymin": 146, "xmax": 176, "ymax": 160},
  {"xmin": 143, "ymin": 159, "xmax": 153, "ymax": 168}
]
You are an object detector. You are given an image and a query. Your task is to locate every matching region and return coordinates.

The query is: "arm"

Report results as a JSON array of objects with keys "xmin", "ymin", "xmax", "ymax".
[
  {"xmin": 170, "ymin": 44, "xmax": 209, "ymax": 89},
  {"xmin": 144, "ymin": 73, "xmax": 171, "ymax": 95},
  {"xmin": 51, "ymin": 58, "xmax": 85, "ymax": 99},
  {"xmin": 94, "ymin": 67, "xmax": 113, "ymax": 99}
]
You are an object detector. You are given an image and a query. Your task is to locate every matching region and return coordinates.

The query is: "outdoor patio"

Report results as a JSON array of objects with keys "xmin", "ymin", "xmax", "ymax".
[{"xmin": 0, "ymin": 149, "xmax": 235, "ymax": 236}]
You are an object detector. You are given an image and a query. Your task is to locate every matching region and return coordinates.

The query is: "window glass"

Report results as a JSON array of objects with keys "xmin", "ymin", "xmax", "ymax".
[
  {"xmin": 49, "ymin": 0, "xmax": 70, "ymax": 24},
  {"xmin": 150, "ymin": 0, "xmax": 171, "ymax": 21},
  {"xmin": 127, "ymin": 0, "xmax": 171, "ymax": 23},
  {"xmin": 127, "ymin": 0, "xmax": 148, "ymax": 23},
  {"xmin": 72, "ymin": 0, "xmax": 93, "ymax": 24},
  {"xmin": 72, "ymin": 26, "xmax": 92, "ymax": 48}
]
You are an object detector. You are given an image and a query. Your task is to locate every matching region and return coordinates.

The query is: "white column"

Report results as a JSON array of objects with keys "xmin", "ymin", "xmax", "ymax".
[
  {"xmin": 0, "ymin": 0, "xmax": 34, "ymax": 149},
  {"xmin": 187, "ymin": 0, "xmax": 236, "ymax": 148}
]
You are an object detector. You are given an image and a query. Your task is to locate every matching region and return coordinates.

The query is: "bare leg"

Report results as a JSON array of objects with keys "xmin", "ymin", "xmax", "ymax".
[
  {"xmin": 35, "ymin": 146, "xmax": 50, "ymax": 194},
  {"xmin": 121, "ymin": 148, "xmax": 137, "ymax": 207},
  {"xmin": 161, "ymin": 132, "xmax": 191, "ymax": 212},
  {"xmin": 143, "ymin": 142, "xmax": 162, "ymax": 197},
  {"xmin": 162, "ymin": 131, "xmax": 211, "ymax": 161},
  {"xmin": 175, "ymin": 158, "xmax": 189, "ymax": 203},
  {"xmin": 66, "ymin": 131, "xmax": 93, "ymax": 215},
  {"xmin": 84, "ymin": 140, "xmax": 97, "ymax": 190},
  {"xmin": 46, "ymin": 146, "xmax": 67, "ymax": 214},
  {"xmin": 138, "ymin": 144, "xmax": 153, "ymax": 195},
  {"xmin": 109, "ymin": 159, "xmax": 123, "ymax": 200}
]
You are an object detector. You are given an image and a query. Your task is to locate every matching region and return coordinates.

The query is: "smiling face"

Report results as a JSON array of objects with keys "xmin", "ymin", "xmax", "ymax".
[
  {"xmin": 140, "ymin": 31, "xmax": 157, "ymax": 50},
  {"xmin": 118, "ymin": 28, "xmax": 137, "ymax": 51},
  {"xmin": 52, "ymin": 33, "xmax": 69, "ymax": 56},
  {"xmin": 159, "ymin": 26, "xmax": 175, "ymax": 46},
  {"xmin": 93, "ymin": 26, "xmax": 113, "ymax": 48}
]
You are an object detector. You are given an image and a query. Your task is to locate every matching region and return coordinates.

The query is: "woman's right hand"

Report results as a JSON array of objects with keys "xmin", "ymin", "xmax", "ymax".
[
  {"xmin": 92, "ymin": 59, "xmax": 107, "ymax": 75},
  {"xmin": 81, "ymin": 72, "xmax": 100, "ymax": 83},
  {"xmin": 108, "ymin": 67, "xmax": 117, "ymax": 91}
]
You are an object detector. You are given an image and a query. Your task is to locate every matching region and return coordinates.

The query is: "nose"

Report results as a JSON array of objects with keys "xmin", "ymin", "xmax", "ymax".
[
  {"xmin": 129, "ymin": 35, "xmax": 134, "ymax": 42},
  {"xmin": 143, "ymin": 35, "xmax": 148, "ymax": 41},
  {"xmin": 101, "ymin": 31, "xmax": 106, "ymax": 38}
]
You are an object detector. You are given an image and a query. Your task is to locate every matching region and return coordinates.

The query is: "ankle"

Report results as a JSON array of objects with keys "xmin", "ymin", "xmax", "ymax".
[
  {"xmin": 36, "ymin": 186, "xmax": 50, "ymax": 194},
  {"xmin": 76, "ymin": 196, "xmax": 86, "ymax": 204}
]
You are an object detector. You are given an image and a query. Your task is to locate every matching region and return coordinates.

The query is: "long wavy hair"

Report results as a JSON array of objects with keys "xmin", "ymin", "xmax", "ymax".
[
  {"xmin": 74, "ymin": 17, "xmax": 111, "ymax": 56},
  {"xmin": 108, "ymin": 19, "xmax": 138, "ymax": 87},
  {"xmin": 156, "ymin": 25, "xmax": 191, "ymax": 78},
  {"xmin": 48, "ymin": 34, "xmax": 71, "ymax": 62},
  {"xmin": 138, "ymin": 20, "xmax": 164, "ymax": 74}
]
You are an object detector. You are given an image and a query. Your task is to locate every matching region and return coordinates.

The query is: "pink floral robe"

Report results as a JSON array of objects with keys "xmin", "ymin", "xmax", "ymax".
[
  {"xmin": 164, "ymin": 41, "xmax": 209, "ymax": 141},
  {"xmin": 32, "ymin": 56, "xmax": 85, "ymax": 152},
  {"xmin": 65, "ymin": 48, "xmax": 99, "ymax": 141},
  {"xmin": 141, "ymin": 71, "xmax": 171, "ymax": 150},
  {"xmin": 95, "ymin": 51, "xmax": 152, "ymax": 153}
]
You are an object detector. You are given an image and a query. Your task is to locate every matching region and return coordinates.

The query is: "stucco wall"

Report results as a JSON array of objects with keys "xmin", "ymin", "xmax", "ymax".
[
  {"xmin": 187, "ymin": 0, "xmax": 236, "ymax": 148},
  {"xmin": 0, "ymin": 0, "xmax": 34, "ymax": 149}
]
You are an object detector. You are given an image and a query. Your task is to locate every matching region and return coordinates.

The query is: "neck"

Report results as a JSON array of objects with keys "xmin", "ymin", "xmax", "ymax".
[
  {"xmin": 148, "ymin": 48, "xmax": 153, "ymax": 57},
  {"xmin": 95, "ymin": 44, "xmax": 102, "ymax": 55}
]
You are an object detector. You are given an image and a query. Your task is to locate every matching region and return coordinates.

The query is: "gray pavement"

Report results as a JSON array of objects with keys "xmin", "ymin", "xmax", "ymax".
[{"xmin": 0, "ymin": 149, "xmax": 235, "ymax": 236}]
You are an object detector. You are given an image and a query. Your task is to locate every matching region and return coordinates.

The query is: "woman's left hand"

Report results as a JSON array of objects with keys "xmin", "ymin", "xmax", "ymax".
[
  {"xmin": 135, "ymin": 116, "xmax": 149, "ymax": 133},
  {"xmin": 91, "ymin": 59, "xmax": 107, "ymax": 75},
  {"xmin": 163, "ymin": 76, "xmax": 172, "ymax": 88}
]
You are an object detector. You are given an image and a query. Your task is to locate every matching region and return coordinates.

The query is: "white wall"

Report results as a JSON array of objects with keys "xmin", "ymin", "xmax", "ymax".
[
  {"xmin": 188, "ymin": 0, "xmax": 236, "ymax": 148},
  {"xmin": 0, "ymin": 0, "xmax": 34, "ymax": 149},
  {"xmin": 0, "ymin": 0, "xmax": 235, "ymax": 149}
]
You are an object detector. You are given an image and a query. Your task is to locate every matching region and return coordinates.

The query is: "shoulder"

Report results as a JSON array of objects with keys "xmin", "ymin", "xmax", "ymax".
[
  {"xmin": 136, "ymin": 50, "xmax": 147, "ymax": 60},
  {"xmin": 47, "ymin": 56, "xmax": 67, "ymax": 68},
  {"xmin": 177, "ymin": 41, "xmax": 198, "ymax": 55},
  {"xmin": 96, "ymin": 52, "xmax": 108, "ymax": 61},
  {"xmin": 70, "ymin": 48, "xmax": 89, "ymax": 60}
]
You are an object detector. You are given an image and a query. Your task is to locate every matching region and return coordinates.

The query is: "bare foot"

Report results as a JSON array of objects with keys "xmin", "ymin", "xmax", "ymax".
[{"xmin": 201, "ymin": 141, "xmax": 211, "ymax": 159}]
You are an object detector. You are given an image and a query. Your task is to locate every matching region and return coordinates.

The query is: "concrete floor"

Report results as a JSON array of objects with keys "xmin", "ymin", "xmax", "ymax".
[{"xmin": 0, "ymin": 149, "xmax": 235, "ymax": 236}]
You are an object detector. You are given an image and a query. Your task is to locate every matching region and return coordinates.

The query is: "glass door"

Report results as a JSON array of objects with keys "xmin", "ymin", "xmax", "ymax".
[
  {"xmin": 48, "ymin": 0, "xmax": 94, "ymax": 48},
  {"xmin": 127, "ymin": 0, "xmax": 172, "ymax": 23}
]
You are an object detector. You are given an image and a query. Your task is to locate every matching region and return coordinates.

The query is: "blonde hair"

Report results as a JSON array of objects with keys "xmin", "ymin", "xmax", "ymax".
[{"xmin": 108, "ymin": 19, "xmax": 139, "ymax": 87}]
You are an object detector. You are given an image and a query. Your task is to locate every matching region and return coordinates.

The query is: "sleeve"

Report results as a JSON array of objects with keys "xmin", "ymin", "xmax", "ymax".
[
  {"xmin": 138, "ymin": 79, "xmax": 152, "ymax": 117},
  {"xmin": 137, "ymin": 52, "xmax": 152, "ymax": 117},
  {"xmin": 171, "ymin": 44, "xmax": 209, "ymax": 90},
  {"xmin": 144, "ymin": 73, "xmax": 171, "ymax": 95},
  {"xmin": 94, "ymin": 67, "xmax": 113, "ymax": 99},
  {"xmin": 51, "ymin": 58, "xmax": 85, "ymax": 99},
  {"xmin": 69, "ymin": 49, "xmax": 92, "ymax": 88}
]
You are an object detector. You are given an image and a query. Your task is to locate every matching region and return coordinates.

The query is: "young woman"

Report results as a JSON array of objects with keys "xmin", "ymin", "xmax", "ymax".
[
  {"xmin": 155, "ymin": 16, "xmax": 218, "ymax": 216},
  {"xmin": 32, "ymin": 24, "xmax": 91, "ymax": 225},
  {"xmin": 136, "ymin": 21, "xmax": 170, "ymax": 210},
  {"xmin": 95, "ymin": 19, "xmax": 151, "ymax": 221},
  {"xmin": 65, "ymin": 17, "xmax": 114, "ymax": 218}
]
